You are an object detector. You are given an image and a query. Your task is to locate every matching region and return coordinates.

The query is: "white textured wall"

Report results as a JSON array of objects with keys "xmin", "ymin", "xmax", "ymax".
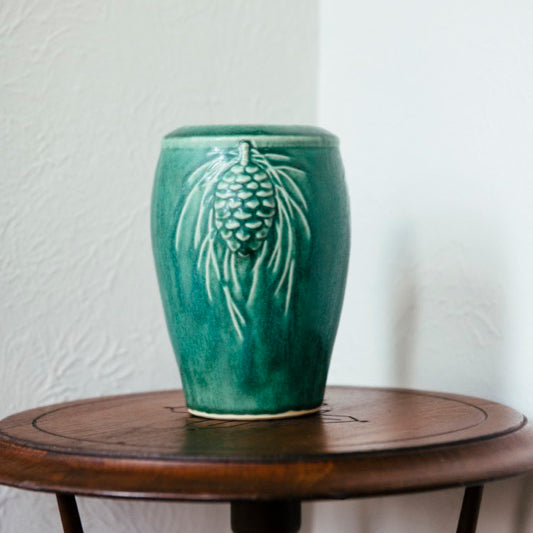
[
  {"xmin": 319, "ymin": 1, "xmax": 532, "ymax": 532},
  {"xmin": 0, "ymin": 1, "xmax": 317, "ymax": 531}
]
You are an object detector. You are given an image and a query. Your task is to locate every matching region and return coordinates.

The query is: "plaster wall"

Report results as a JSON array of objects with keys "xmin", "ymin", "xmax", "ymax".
[
  {"xmin": 0, "ymin": 1, "xmax": 317, "ymax": 531},
  {"xmin": 318, "ymin": 1, "xmax": 533, "ymax": 531}
]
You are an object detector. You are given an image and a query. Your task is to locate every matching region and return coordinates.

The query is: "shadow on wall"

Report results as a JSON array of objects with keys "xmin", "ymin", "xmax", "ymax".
[
  {"xmin": 388, "ymin": 225, "xmax": 418, "ymax": 388},
  {"xmin": 386, "ymin": 214, "xmax": 506, "ymax": 399}
]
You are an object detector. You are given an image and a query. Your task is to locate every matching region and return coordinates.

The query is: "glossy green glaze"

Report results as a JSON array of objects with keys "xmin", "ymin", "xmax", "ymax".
[{"xmin": 151, "ymin": 125, "xmax": 349, "ymax": 417}]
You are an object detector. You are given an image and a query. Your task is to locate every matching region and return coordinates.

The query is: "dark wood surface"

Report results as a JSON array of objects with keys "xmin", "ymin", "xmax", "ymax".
[
  {"xmin": 0, "ymin": 387, "xmax": 531, "ymax": 501},
  {"xmin": 456, "ymin": 486, "xmax": 483, "ymax": 533},
  {"xmin": 56, "ymin": 494, "xmax": 84, "ymax": 533},
  {"xmin": 231, "ymin": 501, "xmax": 301, "ymax": 533}
]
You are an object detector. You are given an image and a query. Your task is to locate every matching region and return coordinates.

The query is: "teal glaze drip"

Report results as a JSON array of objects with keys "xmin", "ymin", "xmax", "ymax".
[{"xmin": 151, "ymin": 126, "xmax": 349, "ymax": 416}]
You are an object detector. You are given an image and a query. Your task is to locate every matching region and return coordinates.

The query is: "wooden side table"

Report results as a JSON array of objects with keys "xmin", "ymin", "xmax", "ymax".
[{"xmin": 0, "ymin": 386, "xmax": 531, "ymax": 533}]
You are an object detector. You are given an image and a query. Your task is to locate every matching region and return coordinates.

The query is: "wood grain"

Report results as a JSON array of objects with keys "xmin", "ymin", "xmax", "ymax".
[{"xmin": 0, "ymin": 387, "xmax": 531, "ymax": 501}]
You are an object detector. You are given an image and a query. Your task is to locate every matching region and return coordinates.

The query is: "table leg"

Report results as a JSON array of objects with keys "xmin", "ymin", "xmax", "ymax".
[
  {"xmin": 56, "ymin": 493, "xmax": 84, "ymax": 533},
  {"xmin": 231, "ymin": 500, "xmax": 301, "ymax": 533},
  {"xmin": 456, "ymin": 485, "xmax": 484, "ymax": 533}
]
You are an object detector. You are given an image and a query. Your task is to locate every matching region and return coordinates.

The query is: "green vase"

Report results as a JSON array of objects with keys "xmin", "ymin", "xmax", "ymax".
[{"xmin": 151, "ymin": 125, "xmax": 350, "ymax": 419}]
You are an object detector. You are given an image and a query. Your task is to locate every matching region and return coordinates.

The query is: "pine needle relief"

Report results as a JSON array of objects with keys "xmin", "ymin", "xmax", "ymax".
[{"xmin": 175, "ymin": 141, "xmax": 311, "ymax": 340}]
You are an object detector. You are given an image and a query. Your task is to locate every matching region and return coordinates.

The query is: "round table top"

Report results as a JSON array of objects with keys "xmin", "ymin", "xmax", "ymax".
[{"xmin": 0, "ymin": 386, "xmax": 531, "ymax": 501}]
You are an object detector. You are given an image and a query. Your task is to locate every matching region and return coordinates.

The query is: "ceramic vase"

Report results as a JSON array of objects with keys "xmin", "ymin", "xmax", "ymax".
[{"xmin": 151, "ymin": 125, "xmax": 349, "ymax": 419}]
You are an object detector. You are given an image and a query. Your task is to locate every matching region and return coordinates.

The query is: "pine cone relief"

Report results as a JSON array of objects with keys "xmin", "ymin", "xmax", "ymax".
[
  {"xmin": 214, "ymin": 142, "xmax": 276, "ymax": 256},
  {"xmin": 175, "ymin": 140, "xmax": 310, "ymax": 340}
]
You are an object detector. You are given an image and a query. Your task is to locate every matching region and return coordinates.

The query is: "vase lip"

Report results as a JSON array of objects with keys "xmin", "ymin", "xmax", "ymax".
[{"xmin": 162, "ymin": 124, "xmax": 339, "ymax": 148}]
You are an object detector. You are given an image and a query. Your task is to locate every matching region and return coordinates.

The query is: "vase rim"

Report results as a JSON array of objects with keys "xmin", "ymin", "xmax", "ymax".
[{"xmin": 162, "ymin": 124, "xmax": 339, "ymax": 148}]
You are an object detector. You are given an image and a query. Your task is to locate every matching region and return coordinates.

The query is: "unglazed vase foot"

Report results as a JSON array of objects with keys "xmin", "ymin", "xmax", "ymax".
[{"xmin": 187, "ymin": 405, "xmax": 321, "ymax": 421}]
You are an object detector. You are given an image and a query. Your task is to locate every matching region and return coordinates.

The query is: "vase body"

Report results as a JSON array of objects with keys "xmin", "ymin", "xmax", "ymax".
[{"xmin": 151, "ymin": 125, "xmax": 349, "ymax": 419}]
